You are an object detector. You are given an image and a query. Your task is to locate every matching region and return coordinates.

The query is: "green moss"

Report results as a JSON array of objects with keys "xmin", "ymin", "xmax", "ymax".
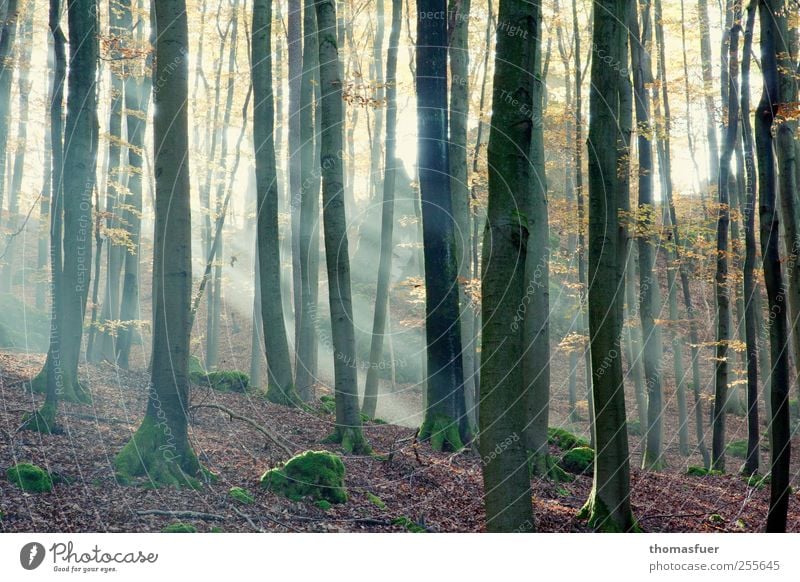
[
  {"xmin": 266, "ymin": 381, "xmax": 303, "ymax": 407},
  {"xmin": 367, "ymin": 492, "xmax": 386, "ymax": 510},
  {"xmin": 26, "ymin": 367, "xmax": 90, "ymax": 403},
  {"xmin": 547, "ymin": 427, "xmax": 589, "ymax": 450},
  {"xmin": 392, "ymin": 516, "xmax": 426, "ymax": 533},
  {"xmin": 161, "ymin": 522, "xmax": 197, "ymax": 533},
  {"xmin": 419, "ymin": 414, "xmax": 463, "ymax": 452},
  {"xmin": 203, "ymin": 371, "xmax": 250, "ymax": 393},
  {"xmin": 560, "ymin": 447, "xmax": 594, "ymax": 475},
  {"xmin": 686, "ymin": 466, "xmax": 723, "ymax": 477},
  {"xmin": 528, "ymin": 451, "xmax": 574, "ymax": 482},
  {"xmin": 708, "ymin": 513, "xmax": 724, "ymax": 524},
  {"xmin": 6, "ymin": 463, "xmax": 53, "ymax": 493},
  {"xmin": 228, "ymin": 486, "xmax": 255, "ymax": 505},
  {"xmin": 20, "ymin": 401, "xmax": 58, "ymax": 434},
  {"xmin": 325, "ymin": 426, "xmax": 372, "ymax": 455},
  {"xmin": 314, "ymin": 500, "xmax": 332, "ymax": 511},
  {"xmin": 260, "ymin": 450, "xmax": 348, "ymax": 504},
  {"xmin": 114, "ymin": 415, "xmax": 203, "ymax": 489},
  {"xmin": 578, "ymin": 491, "xmax": 640, "ymax": 532},
  {"xmin": 744, "ymin": 473, "xmax": 770, "ymax": 489},
  {"xmin": 319, "ymin": 395, "xmax": 336, "ymax": 414},
  {"xmin": 188, "ymin": 355, "xmax": 206, "ymax": 378},
  {"xmin": 210, "ymin": 527, "xmax": 223, "ymax": 533},
  {"xmin": 726, "ymin": 440, "xmax": 748, "ymax": 459}
]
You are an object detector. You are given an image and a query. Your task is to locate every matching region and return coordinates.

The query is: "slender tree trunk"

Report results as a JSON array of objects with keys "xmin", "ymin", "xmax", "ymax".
[
  {"xmin": 36, "ymin": 44, "xmax": 53, "ymax": 311},
  {"xmin": 758, "ymin": 0, "xmax": 792, "ymax": 532},
  {"xmin": 362, "ymin": 0, "xmax": 401, "ymax": 419},
  {"xmin": 479, "ymin": 0, "xmax": 536, "ymax": 533},
  {"xmin": 711, "ymin": 0, "xmax": 741, "ymax": 472},
  {"xmin": 315, "ymin": 0, "xmax": 369, "ymax": 454},
  {"xmin": 740, "ymin": 0, "xmax": 759, "ymax": 476},
  {"xmin": 625, "ymin": 247, "xmax": 648, "ymax": 430},
  {"xmin": 0, "ymin": 0, "xmax": 19, "ymax": 229},
  {"xmin": 525, "ymin": 0, "xmax": 551, "ymax": 475},
  {"xmin": 579, "ymin": 0, "xmax": 637, "ymax": 533},
  {"xmin": 296, "ymin": 0, "xmax": 320, "ymax": 401},
  {"xmin": 117, "ymin": 0, "xmax": 152, "ymax": 369},
  {"xmin": 253, "ymin": 0, "xmax": 299, "ymax": 406},
  {"xmin": 415, "ymin": 0, "xmax": 468, "ymax": 450},
  {"xmin": 288, "ymin": 0, "xmax": 303, "ymax": 360},
  {"xmin": 114, "ymin": 0, "xmax": 203, "ymax": 486}
]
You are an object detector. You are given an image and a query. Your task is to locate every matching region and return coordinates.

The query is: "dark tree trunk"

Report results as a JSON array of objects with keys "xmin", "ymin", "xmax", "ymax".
[{"xmin": 415, "ymin": 0, "xmax": 468, "ymax": 451}]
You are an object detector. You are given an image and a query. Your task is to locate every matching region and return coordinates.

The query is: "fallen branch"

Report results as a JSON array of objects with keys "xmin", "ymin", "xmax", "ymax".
[
  {"xmin": 189, "ymin": 403, "xmax": 293, "ymax": 457},
  {"xmin": 287, "ymin": 515, "xmax": 393, "ymax": 527},
  {"xmin": 135, "ymin": 510, "xmax": 225, "ymax": 521}
]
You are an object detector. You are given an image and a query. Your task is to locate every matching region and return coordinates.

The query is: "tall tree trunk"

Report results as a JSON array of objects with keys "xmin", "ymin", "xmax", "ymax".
[
  {"xmin": 117, "ymin": 0, "xmax": 152, "ymax": 369},
  {"xmin": 114, "ymin": 0, "xmax": 203, "ymax": 487},
  {"xmin": 36, "ymin": 42, "xmax": 53, "ymax": 311},
  {"xmin": 415, "ymin": 0, "xmax": 468, "ymax": 450},
  {"xmin": 296, "ymin": 0, "xmax": 320, "ymax": 401},
  {"xmin": 448, "ymin": 0, "xmax": 476, "ymax": 435},
  {"xmin": 625, "ymin": 247, "xmax": 648, "ymax": 431},
  {"xmin": 315, "ymin": 0, "xmax": 369, "ymax": 454},
  {"xmin": 362, "ymin": 0, "xmax": 401, "ymax": 419},
  {"xmin": 525, "ymin": 0, "xmax": 551, "ymax": 476},
  {"xmin": 253, "ymin": 0, "xmax": 299, "ymax": 406},
  {"xmin": 288, "ymin": 0, "xmax": 303, "ymax": 361},
  {"xmin": 579, "ymin": 0, "xmax": 637, "ymax": 533},
  {"xmin": 711, "ymin": 0, "xmax": 741, "ymax": 472},
  {"xmin": 629, "ymin": 0, "xmax": 665, "ymax": 470},
  {"xmin": 479, "ymin": 0, "xmax": 536, "ymax": 533},
  {"xmin": 2, "ymin": 0, "xmax": 34, "ymax": 291},
  {"xmin": 0, "ymin": 0, "xmax": 18, "ymax": 229},
  {"xmin": 758, "ymin": 0, "xmax": 792, "ymax": 532}
]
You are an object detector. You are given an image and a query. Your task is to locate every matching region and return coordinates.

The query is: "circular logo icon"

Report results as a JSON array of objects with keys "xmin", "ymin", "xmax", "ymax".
[{"xmin": 20, "ymin": 542, "xmax": 46, "ymax": 570}]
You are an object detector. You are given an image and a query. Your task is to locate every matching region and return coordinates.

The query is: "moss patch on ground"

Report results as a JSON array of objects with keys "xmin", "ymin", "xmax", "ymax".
[
  {"xmin": 726, "ymin": 440, "xmax": 748, "ymax": 459},
  {"xmin": 6, "ymin": 463, "xmax": 53, "ymax": 493},
  {"xmin": 260, "ymin": 450, "xmax": 347, "ymax": 504},
  {"xmin": 686, "ymin": 466, "xmax": 723, "ymax": 477},
  {"xmin": 162, "ymin": 522, "xmax": 197, "ymax": 533},
  {"xmin": 228, "ymin": 486, "xmax": 255, "ymax": 504}
]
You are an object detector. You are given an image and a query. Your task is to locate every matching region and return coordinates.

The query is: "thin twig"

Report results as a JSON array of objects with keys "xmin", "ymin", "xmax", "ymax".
[
  {"xmin": 189, "ymin": 403, "xmax": 293, "ymax": 457},
  {"xmin": 135, "ymin": 509, "xmax": 225, "ymax": 521}
]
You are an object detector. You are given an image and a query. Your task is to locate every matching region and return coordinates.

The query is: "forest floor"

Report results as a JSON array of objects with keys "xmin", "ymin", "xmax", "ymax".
[{"xmin": 2, "ymin": 350, "xmax": 800, "ymax": 533}]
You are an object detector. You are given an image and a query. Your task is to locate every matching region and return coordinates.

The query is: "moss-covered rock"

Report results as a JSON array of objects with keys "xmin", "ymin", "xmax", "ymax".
[
  {"xmin": 228, "ymin": 486, "xmax": 255, "ymax": 505},
  {"xmin": 547, "ymin": 427, "xmax": 589, "ymax": 450},
  {"xmin": 314, "ymin": 500, "xmax": 332, "ymax": 511},
  {"xmin": 260, "ymin": 450, "xmax": 347, "ymax": 504},
  {"xmin": 204, "ymin": 371, "xmax": 249, "ymax": 393},
  {"xmin": 6, "ymin": 463, "xmax": 53, "ymax": 493},
  {"xmin": 559, "ymin": 446, "xmax": 594, "ymax": 475},
  {"xmin": 161, "ymin": 522, "xmax": 197, "ymax": 533},
  {"xmin": 726, "ymin": 440, "xmax": 748, "ymax": 459}
]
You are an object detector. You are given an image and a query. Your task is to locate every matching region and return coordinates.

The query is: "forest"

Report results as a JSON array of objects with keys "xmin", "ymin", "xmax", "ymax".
[{"xmin": 0, "ymin": 0, "xmax": 799, "ymax": 535}]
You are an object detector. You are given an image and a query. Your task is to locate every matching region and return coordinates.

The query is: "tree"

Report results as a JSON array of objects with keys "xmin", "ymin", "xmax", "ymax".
[
  {"xmin": 629, "ymin": 0, "xmax": 665, "ymax": 470},
  {"xmin": 253, "ymin": 0, "xmax": 298, "ymax": 405},
  {"xmin": 711, "ymin": 0, "xmax": 741, "ymax": 473},
  {"xmin": 416, "ymin": 0, "xmax": 469, "ymax": 451},
  {"xmin": 479, "ymin": 0, "xmax": 536, "ymax": 533},
  {"xmin": 739, "ymin": 0, "xmax": 759, "ymax": 476},
  {"xmin": 362, "ymin": 0, "xmax": 401, "ymax": 419},
  {"xmin": 524, "ymin": 0, "xmax": 552, "ymax": 476},
  {"xmin": 0, "ymin": 0, "xmax": 19, "ymax": 229},
  {"xmin": 579, "ymin": 0, "xmax": 638, "ymax": 532},
  {"xmin": 756, "ymin": 0, "xmax": 791, "ymax": 533},
  {"xmin": 315, "ymin": 0, "xmax": 369, "ymax": 454},
  {"xmin": 114, "ymin": 0, "xmax": 205, "ymax": 487}
]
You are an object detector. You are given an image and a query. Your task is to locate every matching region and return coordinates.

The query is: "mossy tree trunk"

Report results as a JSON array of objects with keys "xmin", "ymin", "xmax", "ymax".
[
  {"xmin": 479, "ymin": 0, "xmax": 536, "ymax": 533},
  {"xmin": 362, "ymin": 0, "xmax": 401, "ymax": 420},
  {"xmin": 415, "ymin": 0, "xmax": 469, "ymax": 451},
  {"xmin": 580, "ymin": 0, "xmax": 638, "ymax": 533},
  {"xmin": 315, "ymin": 0, "xmax": 369, "ymax": 454},
  {"xmin": 252, "ymin": 0, "xmax": 299, "ymax": 406},
  {"xmin": 114, "ymin": 0, "xmax": 203, "ymax": 487}
]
